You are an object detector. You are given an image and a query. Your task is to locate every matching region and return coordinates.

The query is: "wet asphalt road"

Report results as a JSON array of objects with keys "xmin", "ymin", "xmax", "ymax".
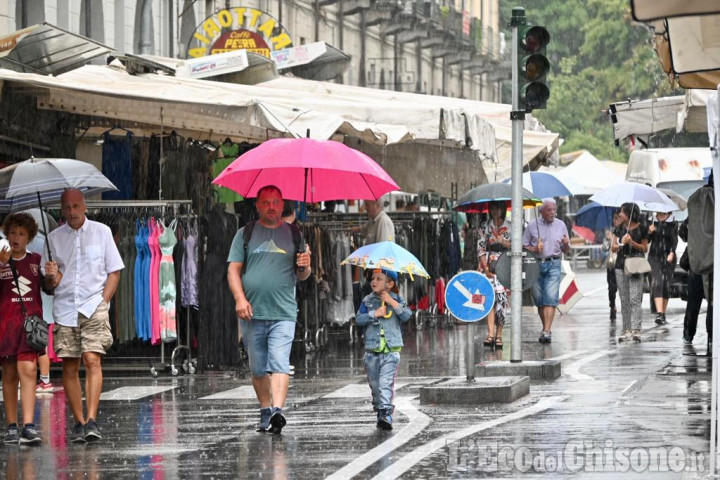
[{"xmin": 0, "ymin": 266, "xmax": 712, "ymax": 478}]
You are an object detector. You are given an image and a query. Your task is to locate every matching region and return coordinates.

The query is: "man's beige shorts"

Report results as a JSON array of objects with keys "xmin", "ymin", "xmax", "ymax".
[{"xmin": 53, "ymin": 301, "xmax": 114, "ymax": 358}]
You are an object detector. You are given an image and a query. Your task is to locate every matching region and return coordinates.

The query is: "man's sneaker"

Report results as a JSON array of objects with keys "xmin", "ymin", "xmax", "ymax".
[
  {"xmin": 36, "ymin": 382, "xmax": 54, "ymax": 393},
  {"xmin": 70, "ymin": 422, "xmax": 86, "ymax": 444},
  {"xmin": 683, "ymin": 336, "xmax": 693, "ymax": 345},
  {"xmin": 267, "ymin": 408, "xmax": 286, "ymax": 434},
  {"xmin": 4, "ymin": 425, "xmax": 20, "ymax": 444},
  {"xmin": 257, "ymin": 408, "xmax": 272, "ymax": 432},
  {"xmin": 632, "ymin": 330, "xmax": 642, "ymax": 342},
  {"xmin": 84, "ymin": 418, "xmax": 102, "ymax": 441},
  {"xmin": 19, "ymin": 425, "xmax": 41, "ymax": 445},
  {"xmin": 377, "ymin": 411, "xmax": 393, "ymax": 430},
  {"xmin": 618, "ymin": 330, "xmax": 632, "ymax": 343}
]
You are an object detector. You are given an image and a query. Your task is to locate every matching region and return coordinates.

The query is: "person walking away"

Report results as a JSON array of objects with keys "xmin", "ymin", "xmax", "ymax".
[
  {"xmin": 42, "ymin": 189, "xmax": 124, "ymax": 443},
  {"xmin": 602, "ymin": 212, "xmax": 621, "ymax": 321},
  {"xmin": 477, "ymin": 201, "xmax": 511, "ymax": 348},
  {"xmin": 679, "ymin": 219, "xmax": 712, "ymax": 347},
  {"xmin": 522, "ymin": 199, "xmax": 571, "ymax": 343},
  {"xmin": 0, "ymin": 213, "xmax": 46, "ymax": 444},
  {"xmin": 355, "ymin": 268, "xmax": 412, "ymax": 429},
  {"xmin": 227, "ymin": 185, "xmax": 311, "ymax": 434},
  {"xmin": 647, "ymin": 211, "xmax": 678, "ymax": 325},
  {"xmin": 612, "ymin": 202, "xmax": 649, "ymax": 343}
]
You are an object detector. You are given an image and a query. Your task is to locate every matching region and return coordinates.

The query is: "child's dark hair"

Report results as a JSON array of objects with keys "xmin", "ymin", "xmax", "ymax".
[
  {"xmin": 620, "ymin": 202, "xmax": 639, "ymax": 223},
  {"xmin": 2, "ymin": 213, "xmax": 38, "ymax": 241}
]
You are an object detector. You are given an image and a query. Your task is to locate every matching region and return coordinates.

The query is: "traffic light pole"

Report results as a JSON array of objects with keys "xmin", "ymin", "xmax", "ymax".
[{"xmin": 510, "ymin": 7, "xmax": 526, "ymax": 363}]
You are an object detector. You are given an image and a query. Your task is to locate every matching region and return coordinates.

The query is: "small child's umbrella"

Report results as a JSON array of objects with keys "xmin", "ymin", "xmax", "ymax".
[{"xmin": 340, "ymin": 241, "xmax": 430, "ymax": 281}]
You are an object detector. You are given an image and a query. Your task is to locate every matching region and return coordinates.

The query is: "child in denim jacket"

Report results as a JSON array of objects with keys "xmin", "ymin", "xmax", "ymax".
[{"xmin": 355, "ymin": 268, "xmax": 412, "ymax": 429}]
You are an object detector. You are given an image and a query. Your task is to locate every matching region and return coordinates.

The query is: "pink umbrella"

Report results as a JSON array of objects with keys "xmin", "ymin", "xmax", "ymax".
[{"xmin": 212, "ymin": 138, "xmax": 400, "ymax": 202}]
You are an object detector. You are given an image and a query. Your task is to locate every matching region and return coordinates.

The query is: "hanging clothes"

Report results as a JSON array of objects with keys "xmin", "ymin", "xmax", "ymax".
[
  {"xmin": 181, "ymin": 220, "xmax": 199, "ymax": 308},
  {"xmin": 159, "ymin": 219, "xmax": 178, "ymax": 342},
  {"xmin": 149, "ymin": 219, "xmax": 162, "ymax": 344},
  {"xmin": 102, "ymin": 132, "xmax": 133, "ymax": 199},
  {"xmin": 212, "ymin": 142, "xmax": 243, "ymax": 204}
]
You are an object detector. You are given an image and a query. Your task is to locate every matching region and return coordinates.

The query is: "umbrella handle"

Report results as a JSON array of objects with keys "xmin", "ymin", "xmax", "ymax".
[
  {"xmin": 36, "ymin": 192, "xmax": 53, "ymax": 262},
  {"xmin": 381, "ymin": 301, "xmax": 393, "ymax": 318}
]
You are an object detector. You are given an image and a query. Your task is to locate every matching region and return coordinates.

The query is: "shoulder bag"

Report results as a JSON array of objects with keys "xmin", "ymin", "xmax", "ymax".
[
  {"xmin": 624, "ymin": 256, "xmax": 651, "ymax": 276},
  {"xmin": 9, "ymin": 259, "xmax": 49, "ymax": 352}
]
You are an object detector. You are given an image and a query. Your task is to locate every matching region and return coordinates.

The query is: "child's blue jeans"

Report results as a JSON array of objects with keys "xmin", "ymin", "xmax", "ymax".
[{"xmin": 364, "ymin": 351, "xmax": 400, "ymax": 413}]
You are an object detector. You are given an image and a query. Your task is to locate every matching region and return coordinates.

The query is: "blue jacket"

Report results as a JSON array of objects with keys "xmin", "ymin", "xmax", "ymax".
[{"xmin": 355, "ymin": 291, "xmax": 412, "ymax": 350}]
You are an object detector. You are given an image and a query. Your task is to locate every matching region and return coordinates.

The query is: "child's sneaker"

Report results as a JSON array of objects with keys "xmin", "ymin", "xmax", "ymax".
[
  {"xmin": 4, "ymin": 424, "xmax": 19, "ymax": 444},
  {"xmin": 20, "ymin": 425, "xmax": 41, "ymax": 445},
  {"xmin": 267, "ymin": 407, "xmax": 286, "ymax": 434},
  {"xmin": 36, "ymin": 382, "xmax": 54, "ymax": 393}
]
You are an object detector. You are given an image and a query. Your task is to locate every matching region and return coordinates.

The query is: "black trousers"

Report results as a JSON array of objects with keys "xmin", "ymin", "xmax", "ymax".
[
  {"xmin": 683, "ymin": 271, "xmax": 713, "ymax": 341},
  {"xmin": 607, "ymin": 268, "xmax": 617, "ymax": 309}
]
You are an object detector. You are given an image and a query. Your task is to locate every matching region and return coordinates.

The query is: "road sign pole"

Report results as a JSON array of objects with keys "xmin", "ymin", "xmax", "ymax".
[
  {"xmin": 510, "ymin": 7, "xmax": 526, "ymax": 363},
  {"xmin": 467, "ymin": 322, "xmax": 475, "ymax": 381}
]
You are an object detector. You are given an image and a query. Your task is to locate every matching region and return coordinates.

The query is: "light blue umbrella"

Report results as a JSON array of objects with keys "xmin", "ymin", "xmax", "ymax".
[
  {"xmin": 340, "ymin": 241, "xmax": 430, "ymax": 280},
  {"xmin": 503, "ymin": 171, "xmax": 585, "ymax": 198}
]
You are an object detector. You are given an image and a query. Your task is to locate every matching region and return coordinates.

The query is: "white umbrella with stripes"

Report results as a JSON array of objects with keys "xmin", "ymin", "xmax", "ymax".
[{"xmin": 0, "ymin": 157, "xmax": 117, "ymax": 260}]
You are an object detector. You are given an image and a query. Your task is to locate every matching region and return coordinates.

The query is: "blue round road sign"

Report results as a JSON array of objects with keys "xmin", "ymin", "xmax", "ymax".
[{"xmin": 444, "ymin": 271, "xmax": 496, "ymax": 323}]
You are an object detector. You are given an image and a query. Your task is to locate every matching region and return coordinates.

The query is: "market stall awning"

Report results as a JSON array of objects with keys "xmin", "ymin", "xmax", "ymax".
[
  {"xmin": 272, "ymin": 42, "xmax": 351, "ymax": 81},
  {"xmin": 631, "ymin": 0, "xmax": 720, "ymax": 22},
  {"xmin": 609, "ymin": 90, "xmax": 710, "ymax": 143},
  {"xmin": 255, "ymin": 76, "xmax": 559, "ymax": 181},
  {"xmin": 0, "ymin": 23, "xmax": 112, "ymax": 75}
]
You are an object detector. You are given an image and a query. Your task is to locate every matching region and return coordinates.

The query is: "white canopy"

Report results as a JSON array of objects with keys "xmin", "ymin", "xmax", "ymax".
[{"xmin": 551, "ymin": 151, "xmax": 625, "ymax": 194}]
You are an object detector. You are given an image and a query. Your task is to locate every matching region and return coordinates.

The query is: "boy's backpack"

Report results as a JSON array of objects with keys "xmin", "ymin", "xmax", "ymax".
[
  {"xmin": 241, "ymin": 221, "xmax": 303, "ymax": 275},
  {"xmin": 687, "ymin": 185, "xmax": 714, "ymax": 275}
]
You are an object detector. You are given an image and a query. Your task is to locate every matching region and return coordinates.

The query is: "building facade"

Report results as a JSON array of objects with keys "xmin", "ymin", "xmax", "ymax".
[{"xmin": 1, "ymin": 0, "xmax": 505, "ymax": 101}]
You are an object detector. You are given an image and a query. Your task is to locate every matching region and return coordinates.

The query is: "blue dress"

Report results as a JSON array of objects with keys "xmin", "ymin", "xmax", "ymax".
[{"xmin": 134, "ymin": 220, "xmax": 145, "ymax": 339}]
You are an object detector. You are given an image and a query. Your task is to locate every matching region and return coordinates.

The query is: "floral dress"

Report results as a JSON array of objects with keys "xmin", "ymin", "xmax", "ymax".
[{"xmin": 476, "ymin": 219, "xmax": 511, "ymax": 326}]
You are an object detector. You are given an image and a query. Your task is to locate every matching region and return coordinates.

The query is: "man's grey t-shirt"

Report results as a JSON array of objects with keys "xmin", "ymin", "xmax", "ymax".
[{"xmin": 227, "ymin": 222, "xmax": 298, "ymax": 321}]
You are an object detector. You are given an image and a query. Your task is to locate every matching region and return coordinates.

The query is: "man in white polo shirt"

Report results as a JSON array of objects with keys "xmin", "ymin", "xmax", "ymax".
[{"xmin": 42, "ymin": 189, "xmax": 124, "ymax": 444}]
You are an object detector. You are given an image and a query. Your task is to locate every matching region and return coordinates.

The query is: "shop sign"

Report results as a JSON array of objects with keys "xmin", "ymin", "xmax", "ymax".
[
  {"xmin": 186, "ymin": 7, "xmax": 293, "ymax": 59},
  {"xmin": 183, "ymin": 49, "xmax": 249, "ymax": 79},
  {"xmin": 0, "ymin": 32, "xmax": 22, "ymax": 55},
  {"xmin": 271, "ymin": 42, "xmax": 327, "ymax": 70}
]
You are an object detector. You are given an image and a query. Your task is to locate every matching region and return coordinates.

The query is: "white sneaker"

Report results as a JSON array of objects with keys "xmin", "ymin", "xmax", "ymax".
[{"xmin": 618, "ymin": 330, "xmax": 632, "ymax": 343}]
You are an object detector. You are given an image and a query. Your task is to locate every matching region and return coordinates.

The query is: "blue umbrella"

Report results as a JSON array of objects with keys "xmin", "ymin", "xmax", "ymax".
[
  {"xmin": 503, "ymin": 171, "xmax": 584, "ymax": 198},
  {"xmin": 574, "ymin": 202, "xmax": 616, "ymax": 231},
  {"xmin": 340, "ymin": 241, "xmax": 429, "ymax": 280}
]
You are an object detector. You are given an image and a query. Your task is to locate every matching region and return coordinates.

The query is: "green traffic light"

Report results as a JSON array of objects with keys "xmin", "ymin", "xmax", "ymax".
[{"xmin": 516, "ymin": 24, "xmax": 550, "ymax": 111}]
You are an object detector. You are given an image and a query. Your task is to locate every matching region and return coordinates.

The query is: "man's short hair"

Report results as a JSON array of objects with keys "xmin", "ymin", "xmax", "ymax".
[
  {"xmin": 257, "ymin": 185, "xmax": 282, "ymax": 199},
  {"xmin": 282, "ymin": 200, "xmax": 296, "ymax": 218},
  {"xmin": 60, "ymin": 188, "xmax": 86, "ymax": 206},
  {"xmin": 541, "ymin": 198, "xmax": 556, "ymax": 210}
]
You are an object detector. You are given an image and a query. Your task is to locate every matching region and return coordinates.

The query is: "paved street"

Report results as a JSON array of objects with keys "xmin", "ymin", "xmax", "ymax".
[{"xmin": 0, "ymin": 266, "xmax": 711, "ymax": 478}]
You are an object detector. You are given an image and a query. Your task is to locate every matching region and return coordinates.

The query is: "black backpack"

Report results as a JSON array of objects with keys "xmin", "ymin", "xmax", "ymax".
[
  {"xmin": 241, "ymin": 221, "xmax": 303, "ymax": 275},
  {"xmin": 687, "ymin": 185, "xmax": 714, "ymax": 275}
]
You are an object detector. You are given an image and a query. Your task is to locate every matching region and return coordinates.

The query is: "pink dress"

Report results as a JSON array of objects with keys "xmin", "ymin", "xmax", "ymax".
[{"xmin": 149, "ymin": 219, "xmax": 163, "ymax": 345}]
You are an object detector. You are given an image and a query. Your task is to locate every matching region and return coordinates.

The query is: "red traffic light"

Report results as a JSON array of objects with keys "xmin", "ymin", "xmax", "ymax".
[{"xmin": 521, "ymin": 26, "xmax": 550, "ymax": 53}]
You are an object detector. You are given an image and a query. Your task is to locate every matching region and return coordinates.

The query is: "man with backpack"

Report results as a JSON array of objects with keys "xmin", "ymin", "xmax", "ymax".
[{"xmin": 227, "ymin": 185, "xmax": 311, "ymax": 434}]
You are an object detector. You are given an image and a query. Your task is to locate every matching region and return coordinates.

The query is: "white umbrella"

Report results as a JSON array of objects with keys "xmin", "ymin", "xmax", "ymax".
[
  {"xmin": 639, "ymin": 201, "xmax": 676, "ymax": 213},
  {"xmin": 589, "ymin": 182, "xmax": 678, "ymax": 210},
  {"xmin": 0, "ymin": 157, "xmax": 117, "ymax": 260}
]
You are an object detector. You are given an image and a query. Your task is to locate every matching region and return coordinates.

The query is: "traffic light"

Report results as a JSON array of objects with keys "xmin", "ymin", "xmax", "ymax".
[{"xmin": 517, "ymin": 25, "xmax": 550, "ymax": 112}]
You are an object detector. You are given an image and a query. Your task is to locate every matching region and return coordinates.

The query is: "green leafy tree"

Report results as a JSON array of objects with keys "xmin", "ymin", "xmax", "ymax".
[{"xmin": 499, "ymin": 0, "xmax": 676, "ymax": 161}]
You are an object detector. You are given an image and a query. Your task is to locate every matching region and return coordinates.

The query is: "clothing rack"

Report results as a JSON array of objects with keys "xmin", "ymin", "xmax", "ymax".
[{"xmin": 85, "ymin": 199, "xmax": 196, "ymax": 377}]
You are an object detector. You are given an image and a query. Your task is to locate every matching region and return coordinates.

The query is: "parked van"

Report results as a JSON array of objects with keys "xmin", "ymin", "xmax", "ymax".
[{"xmin": 626, "ymin": 148, "xmax": 711, "ymax": 187}]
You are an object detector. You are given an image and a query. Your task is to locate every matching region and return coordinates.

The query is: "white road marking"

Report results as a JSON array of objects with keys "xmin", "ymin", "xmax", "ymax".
[
  {"xmin": 549, "ymin": 349, "xmax": 588, "ymax": 362},
  {"xmin": 100, "ymin": 386, "xmax": 176, "ymax": 401},
  {"xmin": 200, "ymin": 386, "xmax": 257, "ymax": 400},
  {"xmin": 564, "ymin": 350, "xmax": 613, "ymax": 381},
  {"xmin": 371, "ymin": 396, "xmax": 568, "ymax": 480},
  {"xmin": 326, "ymin": 397, "xmax": 431, "ymax": 480},
  {"xmin": 323, "ymin": 383, "xmax": 407, "ymax": 399},
  {"xmin": 620, "ymin": 380, "xmax": 638, "ymax": 397}
]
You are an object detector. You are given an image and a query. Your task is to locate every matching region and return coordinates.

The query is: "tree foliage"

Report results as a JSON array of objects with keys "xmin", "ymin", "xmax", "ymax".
[{"xmin": 499, "ymin": 0, "xmax": 678, "ymax": 161}]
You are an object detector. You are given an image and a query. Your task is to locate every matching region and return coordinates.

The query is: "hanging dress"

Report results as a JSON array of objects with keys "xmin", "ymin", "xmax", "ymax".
[
  {"xmin": 158, "ymin": 219, "xmax": 178, "ymax": 342},
  {"xmin": 149, "ymin": 219, "xmax": 162, "ymax": 344},
  {"xmin": 134, "ymin": 219, "xmax": 146, "ymax": 340},
  {"xmin": 181, "ymin": 220, "xmax": 199, "ymax": 308}
]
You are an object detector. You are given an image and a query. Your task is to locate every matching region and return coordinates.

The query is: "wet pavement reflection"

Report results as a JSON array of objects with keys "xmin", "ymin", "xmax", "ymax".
[{"xmin": 0, "ymin": 268, "xmax": 712, "ymax": 478}]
